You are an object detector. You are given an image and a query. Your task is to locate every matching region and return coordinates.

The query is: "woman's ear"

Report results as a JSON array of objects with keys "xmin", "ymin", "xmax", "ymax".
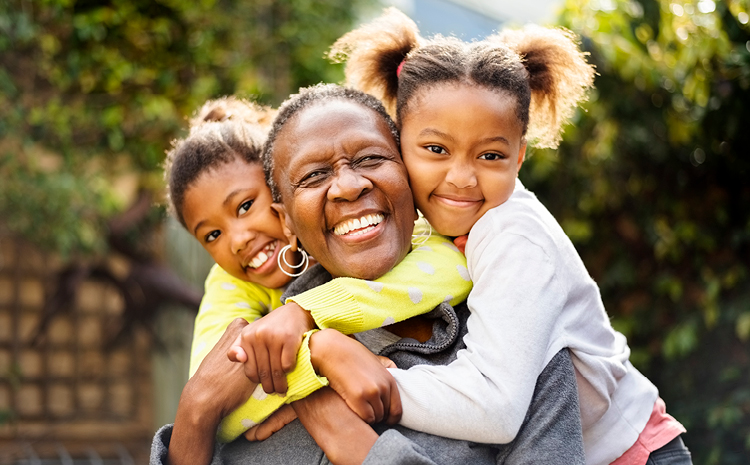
[{"xmin": 271, "ymin": 202, "xmax": 299, "ymax": 252}]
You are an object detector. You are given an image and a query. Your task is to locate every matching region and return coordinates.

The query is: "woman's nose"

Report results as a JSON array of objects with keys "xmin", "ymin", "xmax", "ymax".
[
  {"xmin": 328, "ymin": 167, "xmax": 373, "ymax": 201},
  {"xmin": 445, "ymin": 161, "xmax": 477, "ymax": 189}
]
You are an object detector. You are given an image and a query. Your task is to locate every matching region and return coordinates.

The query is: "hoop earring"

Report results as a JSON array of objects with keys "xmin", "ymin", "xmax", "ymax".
[
  {"xmin": 411, "ymin": 214, "xmax": 432, "ymax": 247},
  {"xmin": 277, "ymin": 244, "xmax": 309, "ymax": 278}
]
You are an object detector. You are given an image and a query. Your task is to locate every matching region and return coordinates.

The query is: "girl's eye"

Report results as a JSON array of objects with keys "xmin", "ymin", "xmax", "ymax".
[
  {"xmin": 426, "ymin": 145, "xmax": 447, "ymax": 155},
  {"xmin": 479, "ymin": 152, "xmax": 506, "ymax": 161},
  {"xmin": 205, "ymin": 230, "xmax": 220, "ymax": 243},
  {"xmin": 238, "ymin": 200, "xmax": 254, "ymax": 215}
]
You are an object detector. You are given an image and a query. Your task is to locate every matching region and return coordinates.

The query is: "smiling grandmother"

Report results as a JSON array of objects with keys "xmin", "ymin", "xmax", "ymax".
[{"xmin": 150, "ymin": 84, "xmax": 586, "ymax": 465}]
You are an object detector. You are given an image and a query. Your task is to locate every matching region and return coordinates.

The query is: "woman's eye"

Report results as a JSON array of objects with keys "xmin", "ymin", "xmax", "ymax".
[
  {"xmin": 238, "ymin": 200, "xmax": 254, "ymax": 215},
  {"xmin": 426, "ymin": 145, "xmax": 447, "ymax": 155},
  {"xmin": 354, "ymin": 154, "xmax": 384, "ymax": 167},
  {"xmin": 479, "ymin": 152, "xmax": 506, "ymax": 161},
  {"xmin": 301, "ymin": 170, "xmax": 327, "ymax": 184},
  {"xmin": 205, "ymin": 230, "xmax": 220, "ymax": 243}
]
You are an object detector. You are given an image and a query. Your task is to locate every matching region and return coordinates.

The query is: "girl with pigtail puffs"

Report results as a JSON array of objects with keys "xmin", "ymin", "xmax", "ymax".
[{"xmin": 330, "ymin": 8, "xmax": 691, "ymax": 465}]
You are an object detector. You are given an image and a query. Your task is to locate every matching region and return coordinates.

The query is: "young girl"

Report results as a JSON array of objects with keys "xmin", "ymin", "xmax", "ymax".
[
  {"xmin": 163, "ymin": 95, "xmax": 472, "ymax": 443},
  {"xmin": 329, "ymin": 8, "xmax": 691, "ymax": 465}
]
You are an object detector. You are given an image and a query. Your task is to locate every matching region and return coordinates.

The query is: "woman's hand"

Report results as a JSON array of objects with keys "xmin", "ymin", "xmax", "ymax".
[
  {"xmin": 309, "ymin": 329, "xmax": 402, "ymax": 425},
  {"xmin": 169, "ymin": 318, "xmax": 258, "ymax": 465},
  {"xmin": 293, "ymin": 387, "xmax": 379, "ymax": 465},
  {"xmin": 243, "ymin": 404, "xmax": 298, "ymax": 441},
  {"xmin": 227, "ymin": 302, "xmax": 316, "ymax": 394}
]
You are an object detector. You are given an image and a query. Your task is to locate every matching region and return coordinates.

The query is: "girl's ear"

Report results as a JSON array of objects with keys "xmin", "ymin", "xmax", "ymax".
[
  {"xmin": 271, "ymin": 202, "xmax": 299, "ymax": 251},
  {"xmin": 516, "ymin": 140, "xmax": 527, "ymax": 174}
]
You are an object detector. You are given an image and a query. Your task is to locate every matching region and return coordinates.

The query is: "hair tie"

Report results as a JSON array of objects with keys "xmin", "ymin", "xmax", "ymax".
[{"xmin": 396, "ymin": 59, "xmax": 406, "ymax": 78}]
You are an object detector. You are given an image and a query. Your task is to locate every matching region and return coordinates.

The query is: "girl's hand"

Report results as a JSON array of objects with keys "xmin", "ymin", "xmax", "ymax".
[
  {"xmin": 227, "ymin": 302, "xmax": 316, "ymax": 394},
  {"xmin": 309, "ymin": 329, "xmax": 402, "ymax": 425}
]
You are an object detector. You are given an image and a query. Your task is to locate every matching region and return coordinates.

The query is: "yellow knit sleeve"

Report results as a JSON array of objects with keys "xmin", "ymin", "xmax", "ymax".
[
  {"xmin": 287, "ymin": 226, "xmax": 472, "ymax": 334},
  {"xmin": 189, "ymin": 264, "xmax": 284, "ymax": 377},
  {"xmin": 216, "ymin": 330, "xmax": 328, "ymax": 443}
]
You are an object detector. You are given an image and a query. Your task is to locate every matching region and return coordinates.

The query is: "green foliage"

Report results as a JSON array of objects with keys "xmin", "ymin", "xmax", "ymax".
[
  {"xmin": 524, "ymin": 0, "xmax": 750, "ymax": 461},
  {"xmin": 0, "ymin": 0, "xmax": 366, "ymax": 258}
]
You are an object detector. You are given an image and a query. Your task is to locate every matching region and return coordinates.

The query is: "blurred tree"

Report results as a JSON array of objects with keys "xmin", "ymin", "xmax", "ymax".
[
  {"xmin": 0, "ymin": 0, "xmax": 368, "ymax": 342},
  {"xmin": 522, "ymin": 0, "xmax": 750, "ymax": 462}
]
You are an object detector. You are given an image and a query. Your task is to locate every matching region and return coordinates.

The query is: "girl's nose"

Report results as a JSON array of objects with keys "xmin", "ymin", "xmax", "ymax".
[
  {"xmin": 445, "ymin": 161, "xmax": 477, "ymax": 189},
  {"xmin": 328, "ymin": 167, "xmax": 373, "ymax": 201},
  {"xmin": 231, "ymin": 226, "xmax": 257, "ymax": 255}
]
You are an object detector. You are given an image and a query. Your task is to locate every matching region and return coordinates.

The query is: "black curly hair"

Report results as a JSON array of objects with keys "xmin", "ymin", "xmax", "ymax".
[{"xmin": 163, "ymin": 96, "xmax": 275, "ymax": 228}]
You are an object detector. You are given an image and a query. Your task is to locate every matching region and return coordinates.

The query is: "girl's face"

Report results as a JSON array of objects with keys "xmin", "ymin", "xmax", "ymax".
[
  {"xmin": 271, "ymin": 99, "xmax": 415, "ymax": 280},
  {"xmin": 182, "ymin": 158, "xmax": 293, "ymax": 289},
  {"xmin": 400, "ymin": 83, "xmax": 527, "ymax": 237}
]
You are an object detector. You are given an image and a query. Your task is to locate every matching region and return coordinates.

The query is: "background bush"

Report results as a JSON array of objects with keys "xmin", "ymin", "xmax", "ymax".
[{"xmin": 522, "ymin": 0, "xmax": 750, "ymax": 462}]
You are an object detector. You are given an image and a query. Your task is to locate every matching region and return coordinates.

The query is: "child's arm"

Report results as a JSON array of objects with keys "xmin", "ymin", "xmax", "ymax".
[
  {"xmin": 189, "ymin": 264, "xmax": 276, "ymax": 377},
  {"xmin": 386, "ymin": 227, "xmax": 569, "ymax": 444},
  {"xmin": 288, "ymin": 231, "xmax": 471, "ymax": 333},
  {"xmin": 221, "ymin": 229, "xmax": 471, "ymax": 440},
  {"xmin": 229, "ymin": 230, "xmax": 470, "ymax": 393},
  {"xmin": 192, "ymin": 266, "xmax": 327, "ymax": 444}
]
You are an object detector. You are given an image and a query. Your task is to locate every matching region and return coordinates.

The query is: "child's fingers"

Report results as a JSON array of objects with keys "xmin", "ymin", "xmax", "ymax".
[
  {"xmin": 253, "ymin": 344, "xmax": 276, "ymax": 394},
  {"xmin": 251, "ymin": 405, "xmax": 297, "ymax": 441},
  {"xmin": 376, "ymin": 355, "xmax": 396, "ymax": 369},
  {"xmin": 350, "ymin": 397, "xmax": 377, "ymax": 424},
  {"xmin": 268, "ymin": 350, "xmax": 288, "ymax": 395},
  {"xmin": 242, "ymin": 344, "xmax": 261, "ymax": 384},
  {"xmin": 385, "ymin": 378, "xmax": 402, "ymax": 425},
  {"xmin": 227, "ymin": 345, "xmax": 248, "ymax": 363},
  {"xmin": 280, "ymin": 343, "xmax": 298, "ymax": 373}
]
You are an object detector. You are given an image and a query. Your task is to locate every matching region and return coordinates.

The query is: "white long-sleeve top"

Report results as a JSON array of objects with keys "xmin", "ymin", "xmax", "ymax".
[{"xmin": 389, "ymin": 179, "xmax": 658, "ymax": 465}]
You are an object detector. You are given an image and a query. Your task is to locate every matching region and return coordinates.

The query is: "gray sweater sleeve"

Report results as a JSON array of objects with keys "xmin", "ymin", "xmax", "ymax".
[
  {"xmin": 150, "ymin": 424, "xmax": 225, "ymax": 465},
  {"xmin": 362, "ymin": 430, "xmax": 438, "ymax": 465},
  {"xmin": 499, "ymin": 349, "xmax": 585, "ymax": 465}
]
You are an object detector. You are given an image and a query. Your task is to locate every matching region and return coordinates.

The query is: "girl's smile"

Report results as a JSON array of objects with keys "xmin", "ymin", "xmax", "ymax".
[{"xmin": 181, "ymin": 159, "xmax": 295, "ymax": 289}]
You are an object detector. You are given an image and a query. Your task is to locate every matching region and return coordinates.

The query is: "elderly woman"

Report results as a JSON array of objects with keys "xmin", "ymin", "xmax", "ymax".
[{"xmin": 151, "ymin": 85, "xmax": 585, "ymax": 465}]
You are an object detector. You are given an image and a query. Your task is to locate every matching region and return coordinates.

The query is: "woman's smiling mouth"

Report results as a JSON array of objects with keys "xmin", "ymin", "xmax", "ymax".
[{"xmin": 333, "ymin": 213, "xmax": 385, "ymax": 236}]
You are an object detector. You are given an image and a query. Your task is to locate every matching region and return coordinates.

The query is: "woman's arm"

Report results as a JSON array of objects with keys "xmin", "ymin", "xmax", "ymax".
[
  {"xmin": 168, "ymin": 319, "xmax": 256, "ymax": 465},
  {"xmin": 293, "ymin": 387, "xmax": 379, "ymax": 465}
]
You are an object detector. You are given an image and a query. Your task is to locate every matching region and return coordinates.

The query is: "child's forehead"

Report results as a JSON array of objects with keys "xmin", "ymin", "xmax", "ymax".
[{"xmin": 405, "ymin": 84, "xmax": 518, "ymax": 121}]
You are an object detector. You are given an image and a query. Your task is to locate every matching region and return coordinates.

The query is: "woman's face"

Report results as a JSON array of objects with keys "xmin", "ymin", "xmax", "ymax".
[
  {"xmin": 182, "ymin": 158, "xmax": 293, "ymax": 289},
  {"xmin": 272, "ymin": 99, "xmax": 415, "ymax": 280}
]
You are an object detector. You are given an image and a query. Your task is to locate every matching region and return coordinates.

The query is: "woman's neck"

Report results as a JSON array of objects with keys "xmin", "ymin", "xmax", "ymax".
[{"xmin": 386, "ymin": 317, "xmax": 433, "ymax": 343}]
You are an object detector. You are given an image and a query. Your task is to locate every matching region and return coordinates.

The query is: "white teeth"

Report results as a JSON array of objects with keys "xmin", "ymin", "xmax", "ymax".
[
  {"xmin": 247, "ymin": 241, "xmax": 277, "ymax": 269},
  {"xmin": 333, "ymin": 213, "xmax": 384, "ymax": 236}
]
